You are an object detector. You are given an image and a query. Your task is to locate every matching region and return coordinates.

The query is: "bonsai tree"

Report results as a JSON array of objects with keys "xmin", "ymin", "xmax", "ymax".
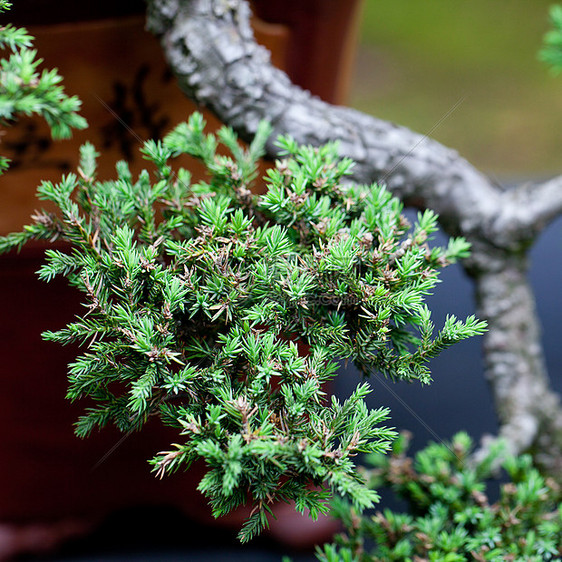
[
  {"xmin": 9, "ymin": 3, "xmax": 562, "ymax": 559},
  {"xmin": 144, "ymin": 0, "xmax": 562, "ymax": 480}
]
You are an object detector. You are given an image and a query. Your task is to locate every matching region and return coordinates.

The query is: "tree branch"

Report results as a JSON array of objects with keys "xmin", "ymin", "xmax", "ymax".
[
  {"xmin": 146, "ymin": 0, "xmax": 562, "ymax": 477},
  {"xmin": 146, "ymin": 0, "xmax": 505, "ymax": 241},
  {"xmin": 493, "ymin": 175, "xmax": 562, "ymax": 245}
]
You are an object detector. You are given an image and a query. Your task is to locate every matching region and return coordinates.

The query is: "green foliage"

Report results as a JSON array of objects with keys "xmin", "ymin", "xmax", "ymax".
[
  {"xmin": 0, "ymin": 1, "xmax": 487, "ymax": 542},
  {"xmin": 320, "ymin": 433, "xmax": 562, "ymax": 561},
  {"xmin": 539, "ymin": 5, "xmax": 562, "ymax": 73},
  {"xmin": 0, "ymin": 7, "xmax": 87, "ymax": 150},
  {"xmin": 0, "ymin": 110, "xmax": 485, "ymax": 540}
]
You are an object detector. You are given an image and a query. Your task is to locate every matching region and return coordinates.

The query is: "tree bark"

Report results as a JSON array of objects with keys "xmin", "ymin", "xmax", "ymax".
[
  {"xmin": 146, "ymin": 0, "xmax": 562, "ymax": 478},
  {"xmin": 470, "ymin": 251, "xmax": 562, "ymax": 475}
]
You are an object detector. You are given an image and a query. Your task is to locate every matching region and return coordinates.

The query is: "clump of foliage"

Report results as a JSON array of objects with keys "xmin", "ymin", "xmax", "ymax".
[
  {"xmin": 0, "ymin": 0, "xmax": 86, "ymax": 171},
  {"xmin": 540, "ymin": 4, "xmax": 562, "ymax": 73},
  {"xmin": 0, "ymin": 0, "xmax": 488, "ymax": 542},
  {"xmin": 0, "ymin": 108, "xmax": 485, "ymax": 539},
  {"xmin": 319, "ymin": 433, "xmax": 562, "ymax": 561}
]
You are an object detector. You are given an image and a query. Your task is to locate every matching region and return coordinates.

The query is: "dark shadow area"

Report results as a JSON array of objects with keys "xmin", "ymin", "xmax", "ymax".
[
  {"xmin": 4, "ymin": 0, "xmax": 145, "ymax": 26},
  {"xmin": 15, "ymin": 505, "xmax": 317, "ymax": 562}
]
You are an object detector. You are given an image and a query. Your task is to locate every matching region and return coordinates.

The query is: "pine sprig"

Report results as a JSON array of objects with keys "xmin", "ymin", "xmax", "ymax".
[
  {"xmin": 0, "ymin": 47, "xmax": 87, "ymax": 138},
  {"xmin": 0, "ymin": 6, "xmax": 87, "ymax": 179}
]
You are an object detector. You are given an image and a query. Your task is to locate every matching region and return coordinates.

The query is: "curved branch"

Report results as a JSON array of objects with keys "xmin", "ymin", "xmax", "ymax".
[
  {"xmin": 146, "ymin": 0, "xmax": 562, "ymax": 475},
  {"xmin": 494, "ymin": 175, "xmax": 562, "ymax": 243},
  {"xmin": 146, "ymin": 0, "xmax": 504, "ymax": 240},
  {"xmin": 146, "ymin": 0, "xmax": 562, "ymax": 248}
]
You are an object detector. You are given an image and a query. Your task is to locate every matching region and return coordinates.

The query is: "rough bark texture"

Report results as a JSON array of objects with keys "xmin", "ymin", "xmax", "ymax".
[
  {"xmin": 471, "ymin": 252, "xmax": 562, "ymax": 475},
  {"xmin": 146, "ymin": 0, "xmax": 562, "ymax": 477}
]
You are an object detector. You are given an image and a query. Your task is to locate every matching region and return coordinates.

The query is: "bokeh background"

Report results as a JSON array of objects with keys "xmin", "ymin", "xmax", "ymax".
[{"xmin": 353, "ymin": 0, "xmax": 562, "ymax": 178}]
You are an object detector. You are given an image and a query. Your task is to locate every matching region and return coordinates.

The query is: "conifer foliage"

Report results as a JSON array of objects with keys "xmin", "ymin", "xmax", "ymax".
[
  {"xmin": 0, "ymin": 106, "xmax": 485, "ymax": 539},
  {"xmin": 0, "ymin": 0, "xmax": 488, "ymax": 541},
  {"xmin": 320, "ymin": 433, "xmax": 562, "ymax": 561},
  {"xmin": 0, "ymin": 0, "xmax": 86, "ymax": 163}
]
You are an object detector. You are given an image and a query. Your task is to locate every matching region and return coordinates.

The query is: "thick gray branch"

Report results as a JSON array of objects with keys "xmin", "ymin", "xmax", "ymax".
[
  {"xmin": 146, "ymin": 0, "xmax": 503, "ymax": 242},
  {"xmin": 146, "ymin": 0, "xmax": 562, "ymax": 247},
  {"xmin": 146, "ymin": 0, "xmax": 562, "ymax": 476}
]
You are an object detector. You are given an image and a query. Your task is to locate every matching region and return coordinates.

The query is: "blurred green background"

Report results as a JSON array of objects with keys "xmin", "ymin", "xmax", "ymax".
[{"xmin": 350, "ymin": 1, "xmax": 562, "ymax": 178}]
